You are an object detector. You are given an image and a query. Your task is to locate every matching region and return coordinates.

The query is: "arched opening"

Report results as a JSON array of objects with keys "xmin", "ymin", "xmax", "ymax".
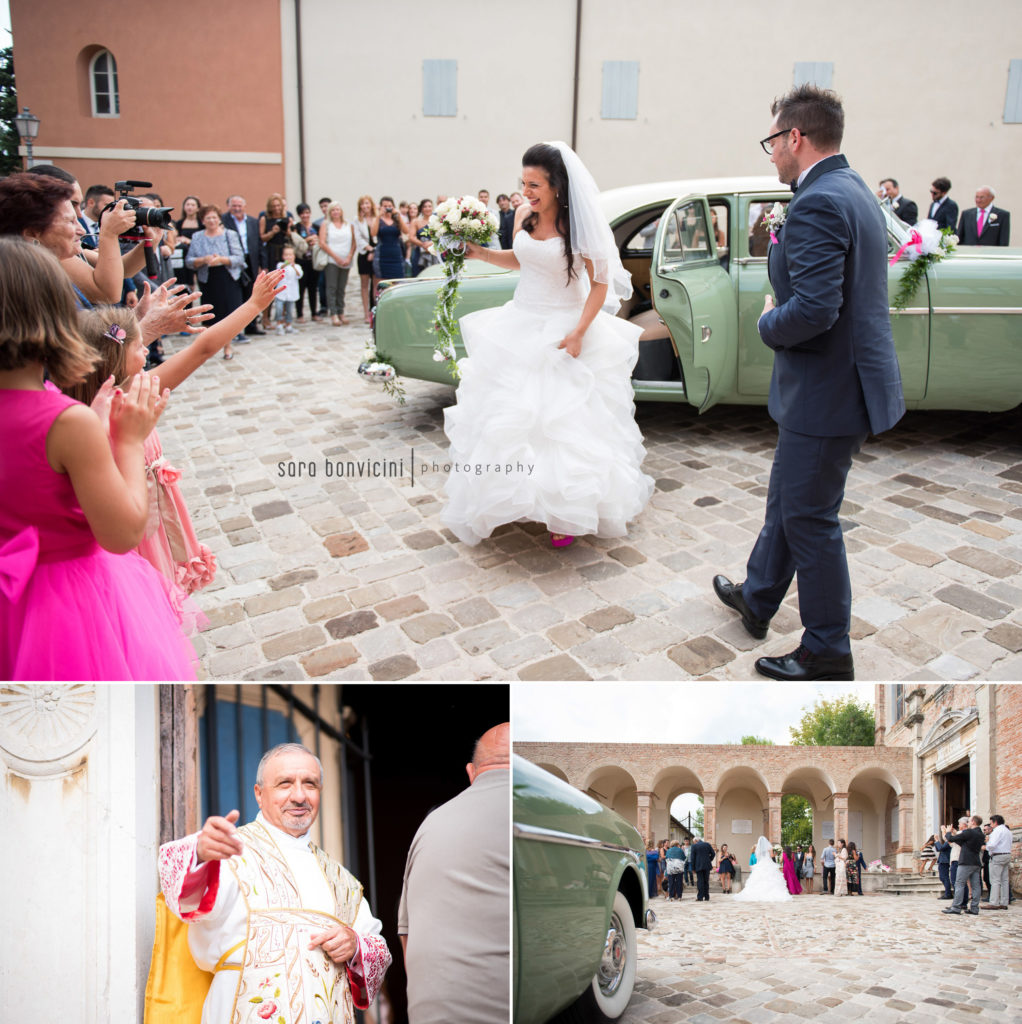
[
  {"xmin": 533, "ymin": 762, "xmax": 568, "ymax": 783},
  {"xmin": 582, "ymin": 764, "xmax": 638, "ymax": 823},
  {"xmin": 651, "ymin": 764, "xmax": 704, "ymax": 845},
  {"xmin": 715, "ymin": 765, "xmax": 770, "ymax": 863},
  {"xmin": 90, "ymin": 49, "xmax": 120, "ymax": 117},
  {"xmin": 779, "ymin": 765, "xmax": 836, "ymax": 852},
  {"xmin": 847, "ymin": 766, "xmax": 902, "ymax": 862}
]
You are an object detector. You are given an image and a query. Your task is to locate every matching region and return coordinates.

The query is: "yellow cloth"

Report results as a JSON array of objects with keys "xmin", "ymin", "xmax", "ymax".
[{"xmin": 143, "ymin": 893, "xmax": 214, "ymax": 1024}]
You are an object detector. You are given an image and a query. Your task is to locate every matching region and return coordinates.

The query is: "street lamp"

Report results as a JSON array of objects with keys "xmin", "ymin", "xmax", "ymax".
[{"xmin": 13, "ymin": 107, "xmax": 41, "ymax": 169}]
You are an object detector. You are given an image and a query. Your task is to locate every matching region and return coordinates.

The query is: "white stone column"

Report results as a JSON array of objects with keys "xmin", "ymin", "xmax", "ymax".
[{"xmin": 0, "ymin": 684, "xmax": 159, "ymax": 1023}]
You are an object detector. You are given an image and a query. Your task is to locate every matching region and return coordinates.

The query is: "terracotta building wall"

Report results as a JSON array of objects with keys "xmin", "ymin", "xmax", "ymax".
[
  {"xmin": 995, "ymin": 687, "xmax": 1022, "ymax": 824},
  {"xmin": 10, "ymin": 0, "xmax": 287, "ymax": 213}
]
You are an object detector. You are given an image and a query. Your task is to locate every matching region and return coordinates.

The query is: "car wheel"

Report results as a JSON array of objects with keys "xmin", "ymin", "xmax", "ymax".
[{"xmin": 555, "ymin": 890, "xmax": 637, "ymax": 1023}]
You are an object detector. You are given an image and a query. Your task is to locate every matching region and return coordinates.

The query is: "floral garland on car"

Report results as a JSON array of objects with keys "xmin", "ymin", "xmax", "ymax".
[
  {"xmin": 357, "ymin": 344, "xmax": 406, "ymax": 404},
  {"xmin": 424, "ymin": 197, "xmax": 499, "ymax": 381},
  {"xmin": 888, "ymin": 218, "xmax": 958, "ymax": 313}
]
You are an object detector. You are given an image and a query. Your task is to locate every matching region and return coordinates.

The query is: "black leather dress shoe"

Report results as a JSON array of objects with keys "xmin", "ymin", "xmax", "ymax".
[
  {"xmin": 245, "ymin": 324, "xmax": 266, "ymax": 336},
  {"xmin": 754, "ymin": 644, "xmax": 855, "ymax": 681},
  {"xmin": 712, "ymin": 575, "xmax": 769, "ymax": 639}
]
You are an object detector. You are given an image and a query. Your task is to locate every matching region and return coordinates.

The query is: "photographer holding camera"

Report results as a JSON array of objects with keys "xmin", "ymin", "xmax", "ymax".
[
  {"xmin": 941, "ymin": 815, "xmax": 985, "ymax": 916},
  {"xmin": 258, "ymin": 193, "xmax": 294, "ymax": 329}
]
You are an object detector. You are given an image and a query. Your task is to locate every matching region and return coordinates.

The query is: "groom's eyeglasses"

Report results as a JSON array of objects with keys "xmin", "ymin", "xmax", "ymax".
[{"xmin": 759, "ymin": 128, "xmax": 806, "ymax": 155}]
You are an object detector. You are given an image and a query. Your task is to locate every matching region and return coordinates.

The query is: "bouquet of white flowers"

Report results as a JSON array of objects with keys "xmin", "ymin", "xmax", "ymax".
[{"xmin": 425, "ymin": 196, "xmax": 500, "ymax": 380}]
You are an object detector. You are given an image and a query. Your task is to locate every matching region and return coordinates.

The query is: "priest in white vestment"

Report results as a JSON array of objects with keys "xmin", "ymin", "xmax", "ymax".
[{"xmin": 159, "ymin": 743, "xmax": 392, "ymax": 1024}]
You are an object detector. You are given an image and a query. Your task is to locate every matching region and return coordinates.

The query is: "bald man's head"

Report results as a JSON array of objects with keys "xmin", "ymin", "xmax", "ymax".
[{"xmin": 466, "ymin": 722, "xmax": 510, "ymax": 784}]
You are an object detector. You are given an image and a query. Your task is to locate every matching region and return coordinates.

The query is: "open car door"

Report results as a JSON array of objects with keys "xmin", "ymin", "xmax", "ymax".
[{"xmin": 651, "ymin": 195, "xmax": 737, "ymax": 411}]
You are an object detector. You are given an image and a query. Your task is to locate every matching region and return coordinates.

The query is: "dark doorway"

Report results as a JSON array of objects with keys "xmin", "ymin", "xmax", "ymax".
[{"xmin": 939, "ymin": 761, "xmax": 971, "ymax": 827}]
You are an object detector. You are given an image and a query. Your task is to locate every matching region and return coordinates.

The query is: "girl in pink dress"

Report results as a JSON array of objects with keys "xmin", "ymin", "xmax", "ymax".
[
  {"xmin": 0, "ymin": 237, "xmax": 197, "ymax": 680},
  {"xmin": 781, "ymin": 846, "xmax": 803, "ymax": 895},
  {"xmin": 67, "ymin": 269, "xmax": 285, "ymax": 594}
]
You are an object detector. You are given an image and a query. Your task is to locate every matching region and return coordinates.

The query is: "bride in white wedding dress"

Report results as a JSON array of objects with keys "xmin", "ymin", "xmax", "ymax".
[
  {"xmin": 441, "ymin": 141, "xmax": 654, "ymax": 548},
  {"xmin": 733, "ymin": 836, "xmax": 793, "ymax": 902}
]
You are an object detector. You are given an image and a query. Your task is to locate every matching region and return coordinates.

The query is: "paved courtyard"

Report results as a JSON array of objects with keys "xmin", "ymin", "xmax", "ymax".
[
  {"xmin": 624, "ymin": 892, "xmax": 1022, "ymax": 1023},
  {"xmin": 159, "ymin": 298, "xmax": 1022, "ymax": 681}
]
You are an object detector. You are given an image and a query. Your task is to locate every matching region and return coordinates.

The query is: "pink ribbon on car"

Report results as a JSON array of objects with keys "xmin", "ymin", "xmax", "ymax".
[{"xmin": 889, "ymin": 230, "xmax": 922, "ymax": 266}]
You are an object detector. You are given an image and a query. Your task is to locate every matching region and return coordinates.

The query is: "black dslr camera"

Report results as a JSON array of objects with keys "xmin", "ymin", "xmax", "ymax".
[{"xmin": 103, "ymin": 180, "xmax": 175, "ymax": 277}]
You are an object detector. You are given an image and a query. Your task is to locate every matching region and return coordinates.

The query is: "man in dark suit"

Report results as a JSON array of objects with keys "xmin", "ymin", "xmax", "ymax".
[
  {"xmin": 927, "ymin": 177, "xmax": 958, "ymax": 231},
  {"xmin": 942, "ymin": 815, "xmax": 985, "ymax": 915},
  {"xmin": 879, "ymin": 178, "xmax": 917, "ymax": 225},
  {"xmin": 689, "ymin": 836, "xmax": 714, "ymax": 901},
  {"xmin": 713, "ymin": 85, "xmax": 905, "ymax": 681},
  {"xmin": 222, "ymin": 194, "xmax": 263, "ymax": 335},
  {"xmin": 794, "ymin": 845, "xmax": 806, "ymax": 882},
  {"xmin": 79, "ymin": 184, "xmax": 115, "ymax": 251},
  {"xmin": 496, "ymin": 193, "xmax": 515, "ymax": 249},
  {"xmin": 957, "ymin": 187, "xmax": 1011, "ymax": 246}
]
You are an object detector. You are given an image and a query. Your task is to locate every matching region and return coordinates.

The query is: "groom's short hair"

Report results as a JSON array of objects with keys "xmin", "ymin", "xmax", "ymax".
[{"xmin": 771, "ymin": 84, "xmax": 844, "ymax": 151}]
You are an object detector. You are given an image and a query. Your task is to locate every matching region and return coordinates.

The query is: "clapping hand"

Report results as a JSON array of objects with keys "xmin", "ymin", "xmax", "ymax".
[
  {"xmin": 308, "ymin": 923, "xmax": 358, "ymax": 964},
  {"xmin": 251, "ymin": 268, "xmax": 287, "ymax": 311},
  {"xmin": 196, "ymin": 809, "xmax": 244, "ymax": 863},
  {"xmin": 109, "ymin": 371, "xmax": 169, "ymax": 445},
  {"xmin": 89, "ymin": 375, "xmax": 118, "ymax": 432},
  {"xmin": 762, "ymin": 294, "xmax": 775, "ymax": 316}
]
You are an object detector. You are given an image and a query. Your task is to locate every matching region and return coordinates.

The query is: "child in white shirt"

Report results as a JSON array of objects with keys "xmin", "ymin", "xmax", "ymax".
[{"xmin": 275, "ymin": 245, "xmax": 303, "ymax": 334}]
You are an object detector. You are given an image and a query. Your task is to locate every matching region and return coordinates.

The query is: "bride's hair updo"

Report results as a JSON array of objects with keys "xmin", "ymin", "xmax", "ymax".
[{"xmin": 521, "ymin": 143, "xmax": 576, "ymax": 286}]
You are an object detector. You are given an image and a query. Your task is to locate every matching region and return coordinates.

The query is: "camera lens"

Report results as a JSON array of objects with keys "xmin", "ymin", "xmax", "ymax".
[{"xmin": 135, "ymin": 205, "xmax": 175, "ymax": 229}]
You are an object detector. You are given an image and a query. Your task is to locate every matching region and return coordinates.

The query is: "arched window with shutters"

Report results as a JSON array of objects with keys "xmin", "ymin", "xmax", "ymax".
[{"xmin": 90, "ymin": 49, "xmax": 119, "ymax": 117}]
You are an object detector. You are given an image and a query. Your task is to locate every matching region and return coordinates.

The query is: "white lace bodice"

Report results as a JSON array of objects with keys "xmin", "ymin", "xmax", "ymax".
[{"xmin": 512, "ymin": 229, "xmax": 589, "ymax": 313}]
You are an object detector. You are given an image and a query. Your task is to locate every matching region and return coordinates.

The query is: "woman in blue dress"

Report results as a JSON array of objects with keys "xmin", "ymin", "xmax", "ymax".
[{"xmin": 371, "ymin": 195, "xmax": 409, "ymax": 279}]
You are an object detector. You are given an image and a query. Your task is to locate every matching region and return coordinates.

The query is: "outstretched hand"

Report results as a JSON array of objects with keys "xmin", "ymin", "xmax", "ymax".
[
  {"xmin": 251, "ymin": 268, "xmax": 287, "ymax": 310},
  {"xmin": 196, "ymin": 809, "xmax": 244, "ymax": 862},
  {"xmin": 308, "ymin": 923, "xmax": 358, "ymax": 964}
]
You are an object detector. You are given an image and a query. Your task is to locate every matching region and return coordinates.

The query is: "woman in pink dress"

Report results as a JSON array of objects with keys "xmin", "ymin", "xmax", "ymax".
[
  {"xmin": 781, "ymin": 845, "xmax": 803, "ymax": 895},
  {"xmin": 0, "ymin": 237, "xmax": 197, "ymax": 680},
  {"xmin": 67, "ymin": 270, "xmax": 284, "ymax": 594}
]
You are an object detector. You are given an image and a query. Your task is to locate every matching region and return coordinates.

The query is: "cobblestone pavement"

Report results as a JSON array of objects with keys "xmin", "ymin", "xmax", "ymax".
[
  {"xmin": 624, "ymin": 892, "xmax": 1022, "ymax": 1022},
  {"xmin": 159, "ymin": 299, "xmax": 1022, "ymax": 681}
]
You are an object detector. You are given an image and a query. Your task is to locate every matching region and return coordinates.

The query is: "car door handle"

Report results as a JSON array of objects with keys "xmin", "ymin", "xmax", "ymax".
[{"xmin": 701, "ymin": 325, "xmax": 712, "ymax": 343}]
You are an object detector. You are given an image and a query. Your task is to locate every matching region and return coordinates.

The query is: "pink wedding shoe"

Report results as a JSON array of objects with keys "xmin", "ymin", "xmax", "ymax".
[{"xmin": 551, "ymin": 534, "xmax": 574, "ymax": 548}]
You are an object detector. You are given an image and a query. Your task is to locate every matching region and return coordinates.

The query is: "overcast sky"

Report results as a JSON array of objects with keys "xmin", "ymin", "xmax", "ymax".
[
  {"xmin": 513, "ymin": 682, "xmax": 876, "ymax": 819},
  {"xmin": 513, "ymin": 682, "xmax": 875, "ymax": 745}
]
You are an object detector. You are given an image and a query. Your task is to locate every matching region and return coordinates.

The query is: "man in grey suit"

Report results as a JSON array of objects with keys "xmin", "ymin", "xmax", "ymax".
[{"xmin": 714, "ymin": 85, "xmax": 905, "ymax": 681}]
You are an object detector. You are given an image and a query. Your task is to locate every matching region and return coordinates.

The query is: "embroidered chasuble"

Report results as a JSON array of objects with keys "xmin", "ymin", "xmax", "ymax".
[{"xmin": 154, "ymin": 813, "xmax": 391, "ymax": 1024}]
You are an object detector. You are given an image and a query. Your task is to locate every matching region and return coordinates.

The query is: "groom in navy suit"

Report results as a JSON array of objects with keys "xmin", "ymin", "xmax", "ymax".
[{"xmin": 714, "ymin": 85, "xmax": 905, "ymax": 680}]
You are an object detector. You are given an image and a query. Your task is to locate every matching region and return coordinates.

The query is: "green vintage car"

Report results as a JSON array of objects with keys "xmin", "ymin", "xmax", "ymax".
[
  {"xmin": 371, "ymin": 176, "xmax": 1022, "ymax": 412},
  {"xmin": 513, "ymin": 754, "xmax": 655, "ymax": 1023}
]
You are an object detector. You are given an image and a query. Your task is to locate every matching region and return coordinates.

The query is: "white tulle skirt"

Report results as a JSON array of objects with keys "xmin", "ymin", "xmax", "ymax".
[{"xmin": 442, "ymin": 298, "xmax": 654, "ymax": 546}]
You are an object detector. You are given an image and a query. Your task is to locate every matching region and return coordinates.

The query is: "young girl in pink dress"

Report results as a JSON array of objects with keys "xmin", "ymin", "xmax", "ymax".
[
  {"xmin": 66, "ymin": 269, "xmax": 285, "ymax": 594},
  {"xmin": 0, "ymin": 237, "xmax": 197, "ymax": 680}
]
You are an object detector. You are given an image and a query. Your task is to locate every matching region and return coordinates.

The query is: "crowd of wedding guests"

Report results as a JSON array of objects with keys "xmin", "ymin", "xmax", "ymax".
[
  {"xmin": 648, "ymin": 836, "xmax": 863, "ymax": 899},
  {"xmin": 73, "ymin": 184, "xmax": 524, "ymax": 357},
  {"xmin": 645, "ymin": 815, "xmax": 1016, "ymax": 908}
]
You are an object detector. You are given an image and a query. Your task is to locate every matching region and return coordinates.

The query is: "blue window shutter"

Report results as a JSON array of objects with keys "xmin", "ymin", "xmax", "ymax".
[
  {"xmin": 794, "ymin": 62, "xmax": 834, "ymax": 88},
  {"xmin": 601, "ymin": 61, "xmax": 639, "ymax": 120},
  {"xmin": 423, "ymin": 60, "xmax": 457, "ymax": 117},
  {"xmin": 1005, "ymin": 60, "xmax": 1022, "ymax": 123}
]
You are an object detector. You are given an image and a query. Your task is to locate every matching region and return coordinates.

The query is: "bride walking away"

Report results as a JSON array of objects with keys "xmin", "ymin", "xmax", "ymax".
[
  {"xmin": 734, "ymin": 837, "xmax": 793, "ymax": 902},
  {"xmin": 442, "ymin": 141, "xmax": 653, "ymax": 548}
]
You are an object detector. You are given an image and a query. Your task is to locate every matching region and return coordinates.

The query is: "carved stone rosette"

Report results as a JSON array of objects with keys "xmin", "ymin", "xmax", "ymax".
[{"xmin": 0, "ymin": 684, "xmax": 97, "ymax": 777}]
